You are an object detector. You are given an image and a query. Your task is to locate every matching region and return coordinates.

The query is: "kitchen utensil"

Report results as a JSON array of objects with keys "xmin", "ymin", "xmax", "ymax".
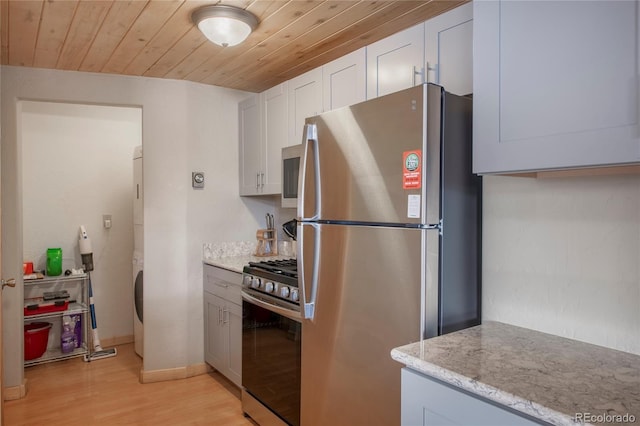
[
  {"xmin": 282, "ymin": 219, "xmax": 297, "ymax": 241},
  {"xmin": 254, "ymin": 229, "xmax": 277, "ymax": 257}
]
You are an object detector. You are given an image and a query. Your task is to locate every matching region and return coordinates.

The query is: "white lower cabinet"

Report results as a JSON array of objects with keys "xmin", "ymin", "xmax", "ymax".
[
  {"xmin": 401, "ymin": 368, "xmax": 540, "ymax": 426},
  {"xmin": 203, "ymin": 264, "xmax": 242, "ymax": 387}
]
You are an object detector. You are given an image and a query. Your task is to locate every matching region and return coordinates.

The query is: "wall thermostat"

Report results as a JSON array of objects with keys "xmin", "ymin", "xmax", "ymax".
[{"xmin": 192, "ymin": 172, "xmax": 205, "ymax": 188}]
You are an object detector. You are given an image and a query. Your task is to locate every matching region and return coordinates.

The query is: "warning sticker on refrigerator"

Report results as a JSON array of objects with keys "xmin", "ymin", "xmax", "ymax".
[
  {"xmin": 403, "ymin": 150, "xmax": 422, "ymax": 189},
  {"xmin": 407, "ymin": 195, "xmax": 421, "ymax": 218}
]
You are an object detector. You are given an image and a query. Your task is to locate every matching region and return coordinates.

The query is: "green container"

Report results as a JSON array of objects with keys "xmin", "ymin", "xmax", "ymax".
[{"xmin": 46, "ymin": 248, "xmax": 62, "ymax": 276}]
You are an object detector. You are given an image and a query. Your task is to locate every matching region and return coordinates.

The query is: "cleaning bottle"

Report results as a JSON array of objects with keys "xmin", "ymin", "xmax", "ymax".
[{"xmin": 61, "ymin": 315, "xmax": 77, "ymax": 354}]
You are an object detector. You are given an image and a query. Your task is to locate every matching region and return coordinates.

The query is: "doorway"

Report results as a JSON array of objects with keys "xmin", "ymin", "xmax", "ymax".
[{"xmin": 16, "ymin": 101, "xmax": 141, "ymax": 391}]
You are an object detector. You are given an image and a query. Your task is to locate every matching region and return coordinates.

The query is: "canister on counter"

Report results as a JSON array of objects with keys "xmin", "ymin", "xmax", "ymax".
[{"xmin": 46, "ymin": 248, "xmax": 62, "ymax": 276}]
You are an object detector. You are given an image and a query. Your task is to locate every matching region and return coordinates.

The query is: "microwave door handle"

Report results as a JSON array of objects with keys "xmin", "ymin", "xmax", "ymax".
[
  {"xmin": 298, "ymin": 222, "xmax": 319, "ymax": 320},
  {"xmin": 298, "ymin": 124, "xmax": 321, "ymax": 221}
]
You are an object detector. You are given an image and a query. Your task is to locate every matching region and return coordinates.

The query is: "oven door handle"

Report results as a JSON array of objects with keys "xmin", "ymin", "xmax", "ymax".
[{"xmin": 242, "ymin": 291, "xmax": 302, "ymax": 322}]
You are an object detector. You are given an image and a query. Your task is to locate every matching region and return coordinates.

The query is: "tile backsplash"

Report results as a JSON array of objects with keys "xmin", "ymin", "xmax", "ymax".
[{"xmin": 481, "ymin": 174, "xmax": 640, "ymax": 355}]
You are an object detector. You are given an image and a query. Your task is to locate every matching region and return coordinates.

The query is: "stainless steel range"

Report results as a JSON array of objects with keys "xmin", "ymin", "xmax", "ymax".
[
  {"xmin": 241, "ymin": 258, "xmax": 301, "ymax": 426},
  {"xmin": 242, "ymin": 259, "xmax": 299, "ymax": 308}
]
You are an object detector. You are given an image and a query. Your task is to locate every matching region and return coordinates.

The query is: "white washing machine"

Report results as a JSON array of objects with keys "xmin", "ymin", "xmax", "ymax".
[
  {"xmin": 133, "ymin": 146, "xmax": 144, "ymax": 357},
  {"xmin": 132, "ymin": 251, "xmax": 143, "ymax": 358}
]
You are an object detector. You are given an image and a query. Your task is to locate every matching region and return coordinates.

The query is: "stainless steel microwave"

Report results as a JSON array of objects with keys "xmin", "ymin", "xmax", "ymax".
[{"xmin": 281, "ymin": 144, "xmax": 302, "ymax": 208}]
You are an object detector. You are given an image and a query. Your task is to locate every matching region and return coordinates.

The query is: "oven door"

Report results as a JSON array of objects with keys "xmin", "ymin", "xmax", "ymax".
[{"xmin": 242, "ymin": 291, "xmax": 302, "ymax": 426}]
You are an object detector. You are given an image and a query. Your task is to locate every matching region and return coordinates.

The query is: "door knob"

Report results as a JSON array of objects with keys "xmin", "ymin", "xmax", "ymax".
[{"xmin": 2, "ymin": 278, "xmax": 16, "ymax": 290}]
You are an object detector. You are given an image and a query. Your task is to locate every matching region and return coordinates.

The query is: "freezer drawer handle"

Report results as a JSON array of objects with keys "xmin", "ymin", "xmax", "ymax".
[{"xmin": 298, "ymin": 124, "xmax": 321, "ymax": 221}]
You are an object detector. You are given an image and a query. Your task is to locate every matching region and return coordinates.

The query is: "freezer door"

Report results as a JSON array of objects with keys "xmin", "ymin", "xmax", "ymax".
[
  {"xmin": 298, "ymin": 84, "xmax": 443, "ymax": 225},
  {"xmin": 299, "ymin": 222, "xmax": 428, "ymax": 426}
]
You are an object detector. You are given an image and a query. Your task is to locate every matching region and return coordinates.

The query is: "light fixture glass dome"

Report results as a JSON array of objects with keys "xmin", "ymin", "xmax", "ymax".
[{"xmin": 192, "ymin": 5, "xmax": 258, "ymax": 48}]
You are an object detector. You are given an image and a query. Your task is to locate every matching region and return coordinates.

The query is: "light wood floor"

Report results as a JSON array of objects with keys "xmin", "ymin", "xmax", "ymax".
[{"xmin": 5, "ymin": 343, "xmax": 255, "ymax": 425}]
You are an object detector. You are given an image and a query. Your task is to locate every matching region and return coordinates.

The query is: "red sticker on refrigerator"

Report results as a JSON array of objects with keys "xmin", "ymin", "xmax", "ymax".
[{"xmin": 403, "ymin": 150, "xmax": 422, "ymax": 189}]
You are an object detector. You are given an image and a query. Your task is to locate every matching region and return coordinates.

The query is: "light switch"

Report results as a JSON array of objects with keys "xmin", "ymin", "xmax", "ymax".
[{"xmin": 103, "ymin": 214, "xmax": 112, "ymax": 229}]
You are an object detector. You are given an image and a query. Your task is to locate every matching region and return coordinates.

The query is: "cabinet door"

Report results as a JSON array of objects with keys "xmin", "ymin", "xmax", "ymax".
[
  {"xmin": 262, "ymin": 82, "xmax": 289, "ymax": 195},
  {"xmin": 204, "ymin": 292, "xmax": 226, "ymax": 371},
  {"xmin": 322, "ymin": 48, "xmax": 366, "ymax": 111},
  {"xmin": 473, "ymin": 0, "xmax": 640, "ymax": 174},
  {"xmin": 366, "ymin": 23, "xmax": 425, "ymax": 99},
  {"xmin": 288, "ymin": 68, "xmax": 323, "ymax": 146},
  {"xmin": 225, "ymin": 301, "xmax": 242, "ymax": 387},
  {"xmin": 238, "ymin": 94, "xmax": 262, "ymax": 195},
  {"xmin": 425, "ymin": 3, "xmax": 473, "ymax": 96},
  {"xmin": 401, "ymin": 368, "xmax": 539, "ymax": 426}
]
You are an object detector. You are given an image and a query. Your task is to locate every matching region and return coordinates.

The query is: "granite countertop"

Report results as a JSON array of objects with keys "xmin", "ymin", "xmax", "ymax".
[
  {"xmin": 202, "ymin": 241, "xmax": 295, "ymax": 274},
  {"xmin": 391, "ymin": 321, "xmax": 640, "ymax": 425},
  {"xmin": 203, "ymin": 254, "xmax": 295, "ymax": 274}
]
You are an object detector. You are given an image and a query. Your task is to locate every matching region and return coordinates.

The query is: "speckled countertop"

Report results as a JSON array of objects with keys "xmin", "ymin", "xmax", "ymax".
[
  {"xmin": 204, "ymin": 254, "xmax": 295, "ymax": 274},
  {"xmin": 391, "ymin": 322, "xmax": 640, "ymax": 425},
  {"xmin": 202, "ymin": 241, "xmax": 295, "ymax": 273}
]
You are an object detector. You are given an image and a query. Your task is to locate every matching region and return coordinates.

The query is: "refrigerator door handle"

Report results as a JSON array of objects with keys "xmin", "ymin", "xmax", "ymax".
[
  {"xmin": 298, "ymin": 124, "xmax": 321, "ymax": 221},
  {"xmin": 298, "ymin": 222, "xmax": 320, "ymax": 320}
]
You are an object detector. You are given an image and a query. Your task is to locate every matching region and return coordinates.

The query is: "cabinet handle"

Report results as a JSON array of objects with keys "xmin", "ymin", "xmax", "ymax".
[
  {"xmin": 223, "ymin": 307, "xmax": 229, "ymax": 324},
  {"xmin": 425, "ymin": 62, "xmax": 438, "ymax": 84},
  {"xmin": 218, "ymin": 307, "xmax": 223, "ymax": 325},
  {"xmin": 413, "ymin": 65, "xmax": 426, "ymax": 86},
  {"xmin": 256, "ymin": 173, "xmax": 260, "ymax": 189},
  {"xmin": 260, "ymin": 172, "xmax": 265, "ymax": 188},
  {"xmin": 214, "ymin": 281, "xmax": 228, "ymax": 289}
]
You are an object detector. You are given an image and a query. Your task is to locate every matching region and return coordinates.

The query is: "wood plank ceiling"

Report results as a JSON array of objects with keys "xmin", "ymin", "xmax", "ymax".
[{"xmin": 0, "ymin": 0, "xmax": 468, "ymax": 93}]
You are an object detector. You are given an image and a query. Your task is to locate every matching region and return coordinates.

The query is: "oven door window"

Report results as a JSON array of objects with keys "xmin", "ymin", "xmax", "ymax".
[{"xmin": 243, "ymin": 300, "xmax": 301, "ymax": 426}]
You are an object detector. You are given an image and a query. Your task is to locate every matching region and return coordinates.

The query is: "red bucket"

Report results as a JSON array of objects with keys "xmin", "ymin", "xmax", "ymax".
[{"xmin": 24, "ymin": 322, "xmax": 52, "ymax": 360}]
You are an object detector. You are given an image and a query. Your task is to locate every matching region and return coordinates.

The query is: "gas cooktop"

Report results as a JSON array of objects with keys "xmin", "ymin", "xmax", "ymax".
[
  {"xmin": 243, "ymin": 258, "xmax": 299, "ymax": 304},
  {"xmin": 247, "ymin": 259, "xmax": 297, "ymax": 278}
]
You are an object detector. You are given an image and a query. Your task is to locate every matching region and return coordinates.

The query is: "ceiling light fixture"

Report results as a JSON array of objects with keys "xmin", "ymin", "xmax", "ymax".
[{"xmin": 192, "ymin": 5, "xmax": 258, "ymax": 47}]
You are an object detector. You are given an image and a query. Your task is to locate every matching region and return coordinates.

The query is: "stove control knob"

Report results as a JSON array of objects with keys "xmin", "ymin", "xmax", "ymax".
[
  {"xmin": 264, "ymin": 282, "xmax": 274, "ymax": 293},
  {"xmin": 243, "ymin": 275, "xmax": 253, "ymax": 287},
  {"xmin": 290, "ymin": 289, "xmax": 299, "ymax": 302},
  {"xmin": 280, "ymin": 286, "xmax": 290, "ymax": 298},
  {"xmin": 251, "ymin": 277, "xmax": 262, "ymax": 289}
]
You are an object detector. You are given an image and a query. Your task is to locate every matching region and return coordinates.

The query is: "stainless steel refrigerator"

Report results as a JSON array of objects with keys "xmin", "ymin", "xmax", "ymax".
[{"xmin": 296, "ymin": 83, "xmax": 481, "ymax": 426}]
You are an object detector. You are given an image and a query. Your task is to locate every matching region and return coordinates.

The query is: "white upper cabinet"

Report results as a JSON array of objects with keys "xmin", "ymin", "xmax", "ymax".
[
  {"xmin": 262, "ymin": 82, "xmax": 289, "ymax": 194},
  {"xmin": 367, "ymin": 23, "xmax": 425, "ymax": 99},
  {"xmin": 238, "ymin": 94, "xmax": 263, "ymax": 196},
  {"xmin": 473, "ymin": 0, "xmax": 640, "ymax": 174},
  {"xmin": 424, "ymin": 3, "xmax": 473, "ymax": 96},
  {"xmin": 238, "ymin": 83, "xmax": 288, "ymax": 196},
  {"xmin": 289, "ymin": 68, "xmax": 323, "ymax": 146},
  {"xmin": 322, "ymin": 48, "xmax": 366, "ymax": 111}
]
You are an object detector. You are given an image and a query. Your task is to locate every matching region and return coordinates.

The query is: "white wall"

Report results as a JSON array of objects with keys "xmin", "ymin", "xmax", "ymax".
[
  {"xmin": 1, "ymin": 65, "xmax": 269, "ymax": 388},
  {"xmin": 482, "ymin": 174, "xmax": 640, "ymax": 355},
  {"xmin": 21, "ymin": 101, "xmax": 141, "ymax": 341}
]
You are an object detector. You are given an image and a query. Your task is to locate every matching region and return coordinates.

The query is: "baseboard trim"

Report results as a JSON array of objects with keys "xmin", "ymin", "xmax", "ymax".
[
  {"xmin": 100, "ymin": 334, "xmax": 133, "ymax": 348},
  {"xmin": 140, "ymin": 362, "xmax": 210, "ymax": 384},
  {"xmin": 4, "ymin": 378, "xmax": 28, "ymax": 401}
]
